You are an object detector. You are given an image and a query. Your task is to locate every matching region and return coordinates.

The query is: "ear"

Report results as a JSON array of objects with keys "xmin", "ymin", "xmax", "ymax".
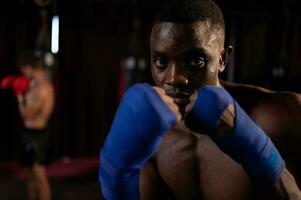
[{"xmin": 218, "ymin": 45, "xmax": 233, "ymax": 72}]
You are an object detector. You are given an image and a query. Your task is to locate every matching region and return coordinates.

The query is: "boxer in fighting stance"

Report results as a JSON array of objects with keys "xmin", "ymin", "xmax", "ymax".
[
  {"xmin": 17, "ymin": 51, "xmax": 54, "ymax": 200},
  {"xmin": 99, "ymin": 0, "xmax": 301, "ymax": 199}
]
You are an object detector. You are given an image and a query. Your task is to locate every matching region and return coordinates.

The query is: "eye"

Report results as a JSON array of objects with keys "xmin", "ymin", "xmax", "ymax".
[
  {"xmin": 153, "ymin": 57, "xmax": 168, "ymax": 69},
  {"xmin": 187, "ymin": 57, "xmax": 206, "ymax": 69}
]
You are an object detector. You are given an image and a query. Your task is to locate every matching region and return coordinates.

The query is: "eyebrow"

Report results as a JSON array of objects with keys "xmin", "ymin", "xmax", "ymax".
[
  {"xmin": 151, "ymin": 48, "xmax": 208, "ymax": 58},
  {"xmin": 150, "ymin": 50, "xmax": 167, "ymax": 57},
  {"xmin": 182, "ymin": 48, "xmax": 207, "ymax": 57}
]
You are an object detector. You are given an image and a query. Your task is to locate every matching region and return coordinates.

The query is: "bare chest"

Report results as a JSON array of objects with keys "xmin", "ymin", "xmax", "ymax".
[
  {"xmin": 154, "ymin": 123, "xmax": 252, "ymax": 200},
  {"xmin": 25, "ymin": 84, "xmax": 39, "ymax": 102}
]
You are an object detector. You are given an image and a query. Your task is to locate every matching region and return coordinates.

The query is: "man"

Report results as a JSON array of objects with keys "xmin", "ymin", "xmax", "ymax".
[
  {"xmin": 17, "ymin": 51, "xmax": 54, "ymax": 200},
  {"xmin": 99, "ymin": 0, "xmax": 301, "ymax": 199}
]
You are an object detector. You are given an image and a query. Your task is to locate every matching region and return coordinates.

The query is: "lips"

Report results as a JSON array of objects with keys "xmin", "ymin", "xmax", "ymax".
[{"xmin": 166, "ymin": 90, "xmax": 191, "ymax": 106}]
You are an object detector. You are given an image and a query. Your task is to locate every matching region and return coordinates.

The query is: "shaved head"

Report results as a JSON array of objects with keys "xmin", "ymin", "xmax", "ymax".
[{"xmin": 155, "ymin": 0, "xmax": 225, "ymax": 46}]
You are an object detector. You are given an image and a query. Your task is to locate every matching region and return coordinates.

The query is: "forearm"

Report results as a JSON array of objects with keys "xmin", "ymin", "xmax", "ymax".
[
  {"xmin": 140, "ymin": 160, "xmax": 169, "ymax": 200},
  {"xmin": 18, "ymin": 101, "xmax": 38, "ymax": 119},
  {"xmin": 99, "ymin": 83, "xmax": 178, "ymax": 200},
  {"xmin": 274, "ymin": 168, "xmax": 301, "ymax": 200},
  {"xmin": 185, "ymin": 86, "xmax": 285, "ymax": 187},
  {"xmin": 18, "ymin": 103, "xmax": 31, "ymax": 119}
]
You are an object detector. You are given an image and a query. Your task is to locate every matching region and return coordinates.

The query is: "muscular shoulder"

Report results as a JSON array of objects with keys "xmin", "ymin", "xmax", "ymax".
[
  {"xmin": 221, "ymin": 80, "xmax": 301, "ymax": 137},
  {"xmin": 37, "ymin": 81, "xmax": 54, "ymax": 99}
]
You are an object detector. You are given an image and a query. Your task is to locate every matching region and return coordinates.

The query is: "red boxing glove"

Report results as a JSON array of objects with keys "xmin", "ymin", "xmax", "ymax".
[
  {"xmin": 0, "ymin": 75, "xmax": 17, "ymax": 89},
  {"xmin": 12, "ymin": 76, "xmax": 30, "ymax": 96},
  {"xmin": 1, "ymin": 75, "xmax": 29, "ymax": 96}
]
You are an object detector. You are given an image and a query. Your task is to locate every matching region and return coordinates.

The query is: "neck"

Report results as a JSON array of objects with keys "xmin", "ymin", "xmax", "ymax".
[
  {"xmin": 31, "ymin": 69, "xmax": 48, "ymax": 83},
  {"xmin": 216, "ymin": 78, "xmax": 222, "ymax": 87}
]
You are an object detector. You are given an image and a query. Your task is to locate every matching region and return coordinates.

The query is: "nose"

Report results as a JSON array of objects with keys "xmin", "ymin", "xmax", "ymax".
[{"xmin": 164, "ymin": 65, "xmax": 188, "ymax": 86}]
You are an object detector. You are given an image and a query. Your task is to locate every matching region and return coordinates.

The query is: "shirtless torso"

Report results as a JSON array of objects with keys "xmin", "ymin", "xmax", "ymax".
[
  {"xmin": 140, "ymin": 81, "xmax": 301, "ymax": 200},
  {"xmin": 19, "ymin": 71, "xmax": 54, "ymax": 129}
]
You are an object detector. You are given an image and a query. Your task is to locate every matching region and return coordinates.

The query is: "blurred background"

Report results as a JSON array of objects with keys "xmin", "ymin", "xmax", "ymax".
[{"xmin": 0, "ymin": 0, "xmax": 300, "ymax": 199}]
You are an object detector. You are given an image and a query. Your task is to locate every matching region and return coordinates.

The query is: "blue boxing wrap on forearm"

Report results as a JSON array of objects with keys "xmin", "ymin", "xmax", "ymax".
[
  {"xmin": 99, "ymin": 83, "xmax": 177, "ymax": 200},
  {"xmin": 188, "ymin": 86, "xmax": 285, "ymax": 188}
]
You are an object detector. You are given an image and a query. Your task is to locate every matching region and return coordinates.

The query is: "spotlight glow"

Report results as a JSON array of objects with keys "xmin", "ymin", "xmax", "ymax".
[{"xmin": 51, "ymin": 15, "xmax": 59, "ymax": 54}]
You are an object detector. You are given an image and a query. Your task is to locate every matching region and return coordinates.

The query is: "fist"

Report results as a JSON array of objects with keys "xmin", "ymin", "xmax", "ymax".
[
  {"xmin": 0, "ymin": 75, "xmax": 29, "ymax": 97},
  {"xmin": 153, "ymin": 86, "xmax": 182, "ymax": 122},
  {"xmin": 185, "ymin": 91, "xmax": 197, "ymax": 115},
  {"xmin": 0, "ymin": 75, "xmax": 16, "ymax": 89},
  {"xmin": 12, "ymin": 76, "xmax": 30, "ymax": 96}
]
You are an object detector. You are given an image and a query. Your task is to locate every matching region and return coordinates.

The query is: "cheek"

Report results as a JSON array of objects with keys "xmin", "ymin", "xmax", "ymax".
[
  {"xmin": 189, "ymin": 68, "xmax": 218, "ymax": 89},
  {"xmin": 206, "ymin": 58, "xmax": 221, "ymax": 78},
  {"xmin": 207, "ymin": 67, "xmax": 219, "ymax": 78},
  {"xmin": 189, "ymin": 72, "xmax": 207, "ymax": 88},
  {"xmin": 151, "ymin": 66, "xmax": 164, "ymax": 86}
]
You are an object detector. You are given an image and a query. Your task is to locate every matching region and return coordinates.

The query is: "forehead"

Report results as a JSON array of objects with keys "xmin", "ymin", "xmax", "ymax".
[{"xmin": 150, "ymin": 21, "xmax": 222, "ymax": 53}]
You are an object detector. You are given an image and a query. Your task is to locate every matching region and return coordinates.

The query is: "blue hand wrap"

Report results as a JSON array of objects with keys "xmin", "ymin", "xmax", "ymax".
[
  {"xmin": 99, "ymin": 83, "xmax": 177, "ymax": 200},
  {"xmin": 187, "ymin": 86, "xmax": 285, "ymax": 188}
]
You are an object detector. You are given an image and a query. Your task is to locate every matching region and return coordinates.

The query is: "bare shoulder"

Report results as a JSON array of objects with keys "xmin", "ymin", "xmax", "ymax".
[
  {"xmin": 37, "ymin": 81, "xmax": 54, "ymax": 99},
  {"xmin": 221, "ymin": 80, "xmax": 301, "ymax": 137},
  {"xmin": 221, "ymin": 80, "xmax": 301, "ymax": 112},
  {"xmin": 221, "ymin": 81, "xmax": 301, "ymax": 186}
]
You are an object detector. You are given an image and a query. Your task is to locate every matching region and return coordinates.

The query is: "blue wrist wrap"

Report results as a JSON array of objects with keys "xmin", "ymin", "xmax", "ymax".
[
  {"xmin": 187, "ymin": 86, "xmax": 285, "ymax": 188},
  {"xmin": 99, "ymin": 83, "xmax": 176, "ymax": 200}
]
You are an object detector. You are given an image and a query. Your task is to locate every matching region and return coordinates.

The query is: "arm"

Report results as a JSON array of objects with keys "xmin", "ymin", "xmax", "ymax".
[
  {"xmin": 99, "ymin": 83, "xmax": 180, "ymax": 200},
  {"xmin": 273, "ymin": 168, "xmax": 301, "ymax": 200},
  {"xmin": 252, "ymin": 92, "xmax": 301, "ymax": 199},
  {"xmin": 272, "ymin": 93, "xmax": 301, "ymax": 199},
  {"xmin": 18, "ymin": 86, "xmax": 54, "ymax": 121},
  {"xmin": 140, "ymin": 160, "xmax": 169, "ymax": 200},
  {"xmin": 185, "ymin": 86, "xmax": 285, "ymax": 188},
  {"xmin": 186, "ymin": 86, "xmax": 301, "ymax": 199}
]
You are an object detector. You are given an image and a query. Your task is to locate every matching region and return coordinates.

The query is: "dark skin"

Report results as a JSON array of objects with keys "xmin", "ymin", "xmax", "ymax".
[{"xmin": 139, "ymin": 21, "xmax": 301, "ymax": 200}]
